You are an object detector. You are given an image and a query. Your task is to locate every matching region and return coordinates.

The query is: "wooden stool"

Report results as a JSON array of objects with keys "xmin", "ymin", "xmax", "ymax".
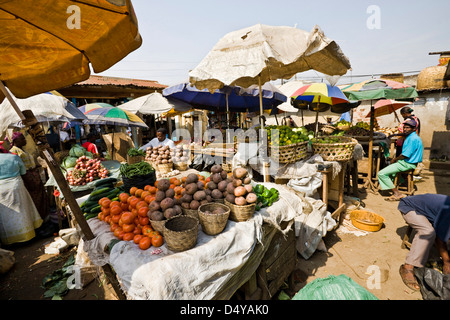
[
  {"xmin": 401, "ymin": 226, "xmax": 413, "ymax": 249},
  {"xmin": 394, "ymin": 169, "xmax": 415, "ymax": 195}
]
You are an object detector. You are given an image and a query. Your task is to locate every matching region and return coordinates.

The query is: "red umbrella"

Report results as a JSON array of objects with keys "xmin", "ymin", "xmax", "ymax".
[{"xmin": 365, "ymin": 99, "xmax": 412, "ymax": 123}]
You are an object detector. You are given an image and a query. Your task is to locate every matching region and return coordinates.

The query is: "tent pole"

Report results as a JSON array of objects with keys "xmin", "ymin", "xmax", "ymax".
[
  {"xmin": 258, "ymin": 75, "xmax": 264, "ymax": 128},
  {"xmin": 364, "ymin": 99, "xmax": 378, "ymax": 193}
]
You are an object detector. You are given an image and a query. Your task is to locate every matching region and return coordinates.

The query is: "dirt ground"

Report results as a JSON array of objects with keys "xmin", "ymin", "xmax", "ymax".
[{"xmin": 1, "ymin": 166, "xmax": 449, "ymax": 300}]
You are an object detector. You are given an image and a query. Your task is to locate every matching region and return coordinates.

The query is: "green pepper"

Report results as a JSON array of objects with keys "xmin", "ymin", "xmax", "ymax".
[
  {"xmin": 268, "ymin": 193, "xmax": 279, "ymax": 206},
  {"xmin": 261, "ymin": 199, "xmax": 269, "ymax": 207},
  {"xmin": 269, "ymin": 188, "xmax": 279, "ymax": 195},
  {"xmin": 254, "ymin": 184, "xmax": 263, "ymax": 194},
  {"xmin": 262, "ymin": 189, "xmax": 271, "ymax": 198}
]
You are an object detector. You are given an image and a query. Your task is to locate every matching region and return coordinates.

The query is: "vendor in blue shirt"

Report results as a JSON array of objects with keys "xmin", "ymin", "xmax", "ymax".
[
  {"xmin": 377, "ymin": 119, "xmax": 423, "ymax": 201},
  {"xmin": 397, "ymin": 194, "xmax": 450, "ymax": 290}
]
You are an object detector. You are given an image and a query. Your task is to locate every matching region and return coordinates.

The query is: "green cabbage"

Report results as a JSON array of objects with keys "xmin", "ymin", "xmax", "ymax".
[
  {"xmin": 62, "ymin": 156, "xmax": 78, "ymax": 169},
  {"xmin": 69, "ymin": 145, "xmax": 86, "ymax": 158}
]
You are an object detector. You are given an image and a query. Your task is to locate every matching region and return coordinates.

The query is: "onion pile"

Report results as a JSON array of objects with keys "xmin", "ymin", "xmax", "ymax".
[{"xmin": 66, "ymin": 156, "xmax": 109, "ymax": 186}]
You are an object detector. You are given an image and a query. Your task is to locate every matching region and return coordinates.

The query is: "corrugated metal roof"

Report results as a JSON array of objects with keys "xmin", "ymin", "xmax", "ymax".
[{"xmin": 75, "ymin": 75, "xmax": 168, "ymax": 89}]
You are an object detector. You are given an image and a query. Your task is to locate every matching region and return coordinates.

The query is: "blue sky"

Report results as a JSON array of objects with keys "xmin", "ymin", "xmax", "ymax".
[{"xmin": 96, "ymin": 0, "xmax": 450, "ymax": 87}]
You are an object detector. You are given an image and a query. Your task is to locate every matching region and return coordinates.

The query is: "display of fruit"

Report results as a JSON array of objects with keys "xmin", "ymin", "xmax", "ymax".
[
  {"xmin": 145, "ymin": 145, "xmax": 173, "ymax": 165},
  {"xmin": 266, "ymin": 125, "xmax": 313, "ymax": 146},
  {"xmin": 65, "ymin": 156, "xmax": 109, "ymax": 186}
]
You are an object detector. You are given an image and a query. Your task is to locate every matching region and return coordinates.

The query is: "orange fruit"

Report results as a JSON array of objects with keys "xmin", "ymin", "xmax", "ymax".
[
  {"xmin": 138, "ymin": 216, "xmax": 150, "ymax": 226},
  {"xmin": 110, "ymin": 205, "xmax": 122, "ymax": 216},
  {"xmin": 121, "ymin": 212, "xmax": 134, "ymax": 224},
  {"xmin": 135, "ymin": 189, "xmax": 144, "ymax": 198},
  {"xmin": 129, "ymin": 187, "xmax": 138, "ymax": 195},
  {"xmin": 138, "ymin": 206, "xmax": 149, "ymax": 217},
  {"xmin": 140, "ymin": 191, "xmax": 150, "ymax": 199}
]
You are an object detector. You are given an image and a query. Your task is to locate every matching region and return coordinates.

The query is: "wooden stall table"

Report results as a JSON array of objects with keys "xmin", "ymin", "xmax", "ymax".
[{"xmin": 190, "ymin": 142, "xmax": 236, "ymax": 172}]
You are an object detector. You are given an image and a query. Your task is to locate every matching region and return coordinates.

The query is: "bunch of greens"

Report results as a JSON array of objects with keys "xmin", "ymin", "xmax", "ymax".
[
  {"xmin": 41, "ymin": 254, "xmax": 75, "ymax": 300},
  {"xmin": 127, "ymin": 147, "xmax": 146, "ymax": 157},
  {"xmin": 120, "ymin": 161, "xmax": 154, "ymax": 178},
  {"xmin": 253, "ymin": 184, "xmax": 279, "ymax": 210}
]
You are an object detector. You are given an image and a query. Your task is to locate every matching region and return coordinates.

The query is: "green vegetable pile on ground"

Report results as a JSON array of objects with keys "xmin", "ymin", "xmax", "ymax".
[
  {"xmin": 253, "ymin": 184, "xmax": 279, "ymax": 210},
  {"xmin": 120, "ymin": 161, "xmax": 154, "ymax": 179},
  {"xmin": 41, "ymin": 254, "xmax": 75, "ymax": 300}
]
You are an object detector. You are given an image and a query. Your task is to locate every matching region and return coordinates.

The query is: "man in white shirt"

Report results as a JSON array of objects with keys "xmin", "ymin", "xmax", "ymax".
[{"xmin": 140, "ymin": 128, "xmax": 175, "ymax": 151}]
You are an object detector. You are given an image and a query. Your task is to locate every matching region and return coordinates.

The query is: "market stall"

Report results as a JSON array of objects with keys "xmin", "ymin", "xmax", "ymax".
[{"xmin": 69, "ymin": 161, "xmax": 338, "ymax": 300}]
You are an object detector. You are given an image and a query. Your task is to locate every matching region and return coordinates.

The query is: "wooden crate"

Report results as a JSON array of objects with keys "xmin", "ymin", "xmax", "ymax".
[{"xmin": 256, "ymin": 226, "xmax": 296, "ymax": 299}]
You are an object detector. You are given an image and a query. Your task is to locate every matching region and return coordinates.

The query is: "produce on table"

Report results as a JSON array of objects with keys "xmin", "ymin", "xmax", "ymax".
[
  {"xmin": 253, "ymin": 184, "xmax": 279, "ymax": 211},
  {"xmin": 145, "ymin": 145, "xmax": 173, "ymax": 165},
  {"xmin": 65, "ymin": 156, "xmax": 109, "ymax": 186},
  {"xmin": 95, "ymin": 184, "xmax": 166, "ymax": 250},
  {"xmin": 266, "ymin": 125, "xmax": 313, "ymax": 146},
  {"xmin": 62, "ymin": 145, "xmax": 93, "ymax": 170},
  {"xmin": 80, "ymin": 178, "xmax": 120, "ymax": 219},
  {"xmin": 119, "ymin": 161, "xmax": 155, "ymax": 178}
]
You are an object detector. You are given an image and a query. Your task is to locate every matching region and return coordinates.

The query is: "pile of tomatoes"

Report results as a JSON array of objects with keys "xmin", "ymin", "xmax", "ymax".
[
  {"xmin": 96, "ymin": 175, "xmax": 208, "ymax": 250},
  {"xmin": 97, "ymin": 189, "xmax": 164, "ymax": 250}
]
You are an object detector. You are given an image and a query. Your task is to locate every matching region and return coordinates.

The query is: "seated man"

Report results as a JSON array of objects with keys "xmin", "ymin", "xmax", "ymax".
[
  {"xmin": 377, "ymin": 119, "xmax": 423, "ymax": 201},
  {"xmin": 397, "ymin": 194, "xmax": 450, "ymax": 290}
]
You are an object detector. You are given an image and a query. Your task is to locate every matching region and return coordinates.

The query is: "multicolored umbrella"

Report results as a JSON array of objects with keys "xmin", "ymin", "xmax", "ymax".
[
  {"xmin": 365, "ymin": 99, "xmax": 412, "ymax": 122},
  {"xmin": 79, "ymin": 103, "xmax": 147, "ymax": 128},
  {"xmin": 291, "ymin": 83, "xmax": 349, "ymax": 135}
]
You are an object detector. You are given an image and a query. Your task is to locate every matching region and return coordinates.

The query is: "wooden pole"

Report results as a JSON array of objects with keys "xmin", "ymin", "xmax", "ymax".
[
  {"xmin": 258, "ymin": 75, "xmax": 264, "ymax": 128},
  {"xmin": 1, "ymin": 82, "xmax": 127, "ymax": 300},
  {"xmin": 364, "ymin": 100, "xmax": 378, "ymax": 193}
]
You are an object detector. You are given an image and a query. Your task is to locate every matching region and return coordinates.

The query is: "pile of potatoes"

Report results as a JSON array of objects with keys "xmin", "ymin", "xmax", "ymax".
[
  {"xmin": 147, "ymin": 178, "xmax": 182, "ymax": 222},
  {"xmin": 179, "ymin": 165, "xmax": 257, "ymax": 211},
  {"xmin": 172, "ymin": 144, "xmax": 190, "ymax": 164},
  {"xmin": 145, "ymin": 145, "xmax": 173, "ymax": 165},
  {"xmin": 224, "ymin": 167, "xmax": 257, "ymax": 206}
]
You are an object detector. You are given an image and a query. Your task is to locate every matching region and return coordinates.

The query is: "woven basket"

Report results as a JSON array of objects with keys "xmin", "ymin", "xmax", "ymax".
[
  {"xmin": 198, "ymin": 203, "xmax": 230, "ymax": 235},
  {"xmin": 174, "ymin": 162, "xmax": 188, "ymax": 171},
  {"xmin": 182, "ymin": 207, "xmax": 199, "ymax": 220},
  {"xmin": 269, "ymin": 141, "xmax": 308, "ymax": 164},
  {"xmin": 311, "ymin": 136, "xmax": 357, "ymax": 161},
  {"xmin": 157, "ymin": 162, "xmax": 173, "ymax": 174},
  {"xmin": 163, "ymin": 215, "xmax": 199, "ymax": 252},
  {"xmin": 127, "ymin": 155, "xmax": 144, "ymax": 165},
  {"xmin": 224, "ymin": 200, "xmax": 256, "ymax": 222},
  {"xmin": 212, "ymin": 198, "xmax": 224, "ymax": 204},
  {"xmin": 150, "ymin": 219, "xmax": 166, "ymax": 235},
  {"xmin": 417, "ymin": 65, "xmax": 450, "ymax": 90}
]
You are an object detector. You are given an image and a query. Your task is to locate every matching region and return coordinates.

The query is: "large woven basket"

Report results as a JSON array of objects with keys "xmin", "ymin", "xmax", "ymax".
[
  {"xmin": 163, "ymin": 215, "xmax": 198, "ymax": 252},
  {"xmin": 182, "ymin": 207, "xmax": 199, "ymax": 220},
  {"xmin": 311, "ymin": 136, "xmax": 357, "ymax": 161},
  {"xmin": 127, "ymin": 155, "xmax": 144, "ymax": 165},
  {"xmin": 224, "ymin": 199, "xmax": 256, "ymax": 222},
  {"xmin": 157, "ymin": 162, "xmax": 173, "ymax": 174},
  {"xmin": 198, "ymin": 203, "xmax": 230, "ymax": 235},
  {"xmin": 150, "ymin": 219, "xmax": 166, "ymax": 235},
  {"xmin": 269, "ymin": 141, "xmax": 308, "ymax": 164}
]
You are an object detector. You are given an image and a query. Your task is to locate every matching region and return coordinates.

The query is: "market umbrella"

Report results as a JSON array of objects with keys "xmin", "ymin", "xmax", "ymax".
[
  {"xmin": 291, "ymin": 83, "xmax": 349, "ymax": 136},
  {"xmin": 189, "ymin": 24, "xmax": 351, "ymax": 128},
  {"xmin": 163, "ymin": 82, "xmax": 287, "ymax": 127},
  {"xmin": 0, "ymin": 89, "xmax": 86, "ymax": 134},
  {"xmin": 118, "ymin": 92, "xmax": 192, "ymax": 116},
  {"xmin": 365, "ymin": 99, "xmax": 412, "ymax": 122},
  {"xmin": 0, "ymin": 0, "xmax": 142, "ymax": 104},
  {"xmin": 341, "ymin": 79, "xmax": 418, "ymax": 192},
  {"xmin": 79, "ymin": 103, "xmax": 148, "ymax": 128}
]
